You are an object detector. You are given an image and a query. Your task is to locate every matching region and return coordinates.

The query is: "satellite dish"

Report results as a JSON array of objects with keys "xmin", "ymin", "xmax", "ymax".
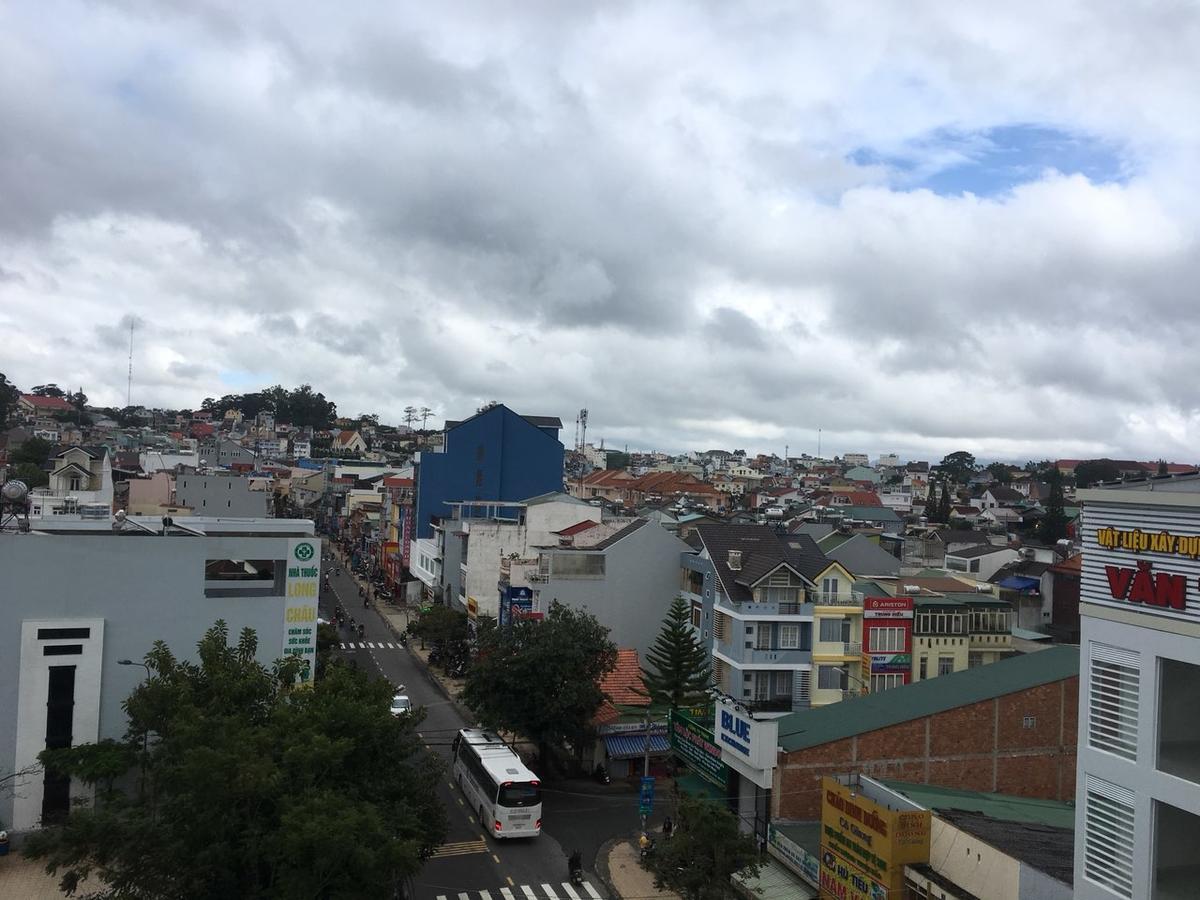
[
  {"xmin": 1, "ymin": 480, "xmax": 29, "ymax": 503},
  {"xmin": 114, "ymin": 509, "xmax": 127, "ymax": 522}
]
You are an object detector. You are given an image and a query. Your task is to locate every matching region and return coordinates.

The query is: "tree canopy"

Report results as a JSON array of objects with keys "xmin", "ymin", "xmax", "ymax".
[
  {"xmin": 11, "ymin": 435, "xmax": 53, "ymax": 467},
  {"xmin": 641, "ymin": 596, "xmax": 711, "ymax": 711},
  {"xmin": 985, "ymin": 462, "xmax": 1012, "ymax": 483},
  {"xmin": 1073, "ymin": 458, "xmax": 1122, "ymax": 488},
  {"xmin": 462, "ymin": 602, "xmax": 617, "ymax": 760},
  {"xmin": 645, "ymin": 796, "xmax": 760, "ymax": 900},
  {"xmin": 937, "ymin": 450, "xmax": 977, "ymax": 484},
  {"xmin": 26, "ymin": 622, "xmax": 444, "ymax": 899},
  {"xmin": 201, "ymin": 385, "xmax": 337, "ymax": 429},
  {"xmin": 1038, "ymin": 468, "xmax": 1070, "ymax": 544},
  {"xmin": 0, "ymin": 372, "xmax": 20, "ymax": 426}
]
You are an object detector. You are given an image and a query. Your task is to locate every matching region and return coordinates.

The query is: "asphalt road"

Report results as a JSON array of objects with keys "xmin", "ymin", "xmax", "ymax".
[{"xmin": 318, "ymin": 543, "xmax": 623, "ymax": 900}]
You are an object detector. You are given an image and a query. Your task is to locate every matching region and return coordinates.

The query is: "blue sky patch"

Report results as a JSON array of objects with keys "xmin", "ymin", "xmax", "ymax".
[{"xmin": 850, "ymin": 124, "xmax": 1130, "ymax": 196}]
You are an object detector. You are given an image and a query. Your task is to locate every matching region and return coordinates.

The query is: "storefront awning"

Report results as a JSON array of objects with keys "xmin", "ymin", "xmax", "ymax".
[
  {"xmin": 998, "ymin": 575, "xmax": 1041, "ymax": 592},
  {"xmin": 604, "ymin": 733, "xmax": 671, "ymax": 760}
]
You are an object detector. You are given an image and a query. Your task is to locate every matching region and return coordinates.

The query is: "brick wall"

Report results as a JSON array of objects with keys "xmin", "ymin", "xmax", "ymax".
[{"xmin": 773, "ymin": 675, "xmax": 1078, "ymax": 820}]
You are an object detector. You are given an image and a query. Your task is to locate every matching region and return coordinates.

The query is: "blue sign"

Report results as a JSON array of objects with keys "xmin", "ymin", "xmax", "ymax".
[
  {"xmin": 719, "ymin": 709, "xmax": 752, "ymax": 757},
  {"xmin": 499, "ymin": 586, "xmax": 534, "ymax": 626},
  {"xmin": 639, "ymin": 776, "xmax": 655, "ymax": 815}
]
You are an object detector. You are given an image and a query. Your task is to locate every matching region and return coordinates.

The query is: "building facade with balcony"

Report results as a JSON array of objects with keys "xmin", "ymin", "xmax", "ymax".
[
  {"xmin": 685, "ymin": 526, "xmax": 858, "ymax": 712},
  {"xmin": 1073, "ymin": 476, "xmax": 1200, "ymax": 900}
]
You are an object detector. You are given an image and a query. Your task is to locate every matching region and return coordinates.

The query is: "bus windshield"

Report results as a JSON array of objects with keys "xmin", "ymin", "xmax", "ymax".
[{"xmin": 498, "ymin": 781, "xmax": 541, "ymax": 808}]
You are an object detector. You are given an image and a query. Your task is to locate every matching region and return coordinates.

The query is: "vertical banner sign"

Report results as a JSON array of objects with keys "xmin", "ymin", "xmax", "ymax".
[
  {"xmin": 284, "ymin": 538, "xmax": 321, "ymax": 680},
  {"xmin": 639, "ymin": 776, "xmax": 655, "ymax": 816}
]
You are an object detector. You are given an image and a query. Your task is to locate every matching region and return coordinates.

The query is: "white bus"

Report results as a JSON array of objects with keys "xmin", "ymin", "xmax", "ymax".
[{"xmin": 452, "ymin": 728, "xmax": 542, "ymax": 839}]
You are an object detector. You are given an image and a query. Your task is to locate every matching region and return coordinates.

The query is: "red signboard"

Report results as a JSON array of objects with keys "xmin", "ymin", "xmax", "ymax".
[
  {"xmin": 401, "ymin": 505, "xmax": 412, "ymax": 567},
  {"xmin": 863, "ymin": 596, "xmax": 914, "ymax": 618}
]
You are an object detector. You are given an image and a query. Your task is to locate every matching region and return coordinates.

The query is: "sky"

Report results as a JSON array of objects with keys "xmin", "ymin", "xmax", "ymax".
[{"xmin": 1, "ymin": 1, "xmax": 1199, "ymax": 464}]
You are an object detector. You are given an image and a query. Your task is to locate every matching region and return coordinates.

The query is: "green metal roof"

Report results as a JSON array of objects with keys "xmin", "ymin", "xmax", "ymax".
[
  {"xmin": 880, "ymin": 781, "xmax": 1076, "ymax": 829},
  {"xmin": 777, "ymin": 645, "xmax": 1079, "ymax": 752},
  {"xmin": 816, "ymin": 531, "xmax": 855, "ymax": 550}
]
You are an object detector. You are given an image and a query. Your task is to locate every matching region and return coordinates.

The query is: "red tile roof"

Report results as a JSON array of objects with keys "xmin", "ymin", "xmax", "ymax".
[
  {"xmin": 594, "ymin": 649, "xmax": 647, "ymax": 725},
  {"xmin": 555, "ymin": 519, "xmax": 600, "ymax": 536},
  {"xmin": 846, "ymin": 490, "xmax": 882, "ymax": 507},
  {"xmin": 20, "ymin": 394, "xmax": 73, "ymax": 411},
  {"xmin": 383, "ymin": 476, "xmax": 414, "ymax": 487}
]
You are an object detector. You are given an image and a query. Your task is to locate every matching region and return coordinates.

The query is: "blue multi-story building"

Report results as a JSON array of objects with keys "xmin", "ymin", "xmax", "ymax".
[{"xmin": 409, "ymin": 405, "xmax": 563, "ymax": 599}]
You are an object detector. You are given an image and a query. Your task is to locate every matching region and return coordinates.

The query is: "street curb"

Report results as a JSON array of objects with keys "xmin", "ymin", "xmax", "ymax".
[{"xmin": 594, "ymin": 837, "xmax": 621, "ymax": 900}]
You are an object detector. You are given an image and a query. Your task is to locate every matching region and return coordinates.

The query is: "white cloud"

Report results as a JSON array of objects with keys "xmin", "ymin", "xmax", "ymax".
[{"xmin": 0, "ymin": 1, "xmax": 1198, "ymax": 464}]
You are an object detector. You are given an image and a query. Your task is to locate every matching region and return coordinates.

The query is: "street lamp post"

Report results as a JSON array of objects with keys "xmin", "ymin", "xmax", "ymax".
[
  {"xmin": 117, "ymin": 660, "xmax": 152, "ymax": 791},
  {"xmin": 832, "ymin": 665, "xmax": 868, "ymax": 696}
]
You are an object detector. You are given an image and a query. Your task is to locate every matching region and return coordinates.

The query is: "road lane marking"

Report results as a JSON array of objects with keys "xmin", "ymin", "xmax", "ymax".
[
  {"xmin": 501, "ymin": 888, "xmax": 515, "ymax": 900},
  {"xmin": 520, "ymin": 886, "xmax": 537, "ymax": 900},
  {"xmin": 457, "ymin": 797, "xmax": 464, "ymax": 806},
  {"xmin": 561, "ymin": 884, "xmax": 582, "ymax": 900},
  {"xmin": 468, "ymin": 815, "xmax": 476, "ymax": 824},
  {"xmin": 541, "ymin": 884, "xmax": 559, "ymax": 900},
  {"xmin": 428, "ymin": 839, "xmax": 488, "ymax": 859},
  {"xmin": 506, "ymin": 877, "xmax": 515, "ymax": 888},
  {"xmin": 582, "ymin": 883, "xmax": 601, "ymax": 900},
  {"xmin": 491, "ymin": 853, "xmax": 500, "ymax": 864},
  {"xmin": 480, "ymin": 891, "xmax": 493, "ymax": 900},
  {"xmin": 458, "ymin": 894, "xmax": 471, "ymax": 900}
]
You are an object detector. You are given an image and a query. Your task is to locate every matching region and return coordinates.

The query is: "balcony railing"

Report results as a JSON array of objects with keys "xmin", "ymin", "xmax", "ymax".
[
  {"xmin": 812, "ymin": 591, "xmax": 864, "ymax": 607},
  {"xmin": 743, "ymin": 696, "xmax": 794, "ymax": 712}
]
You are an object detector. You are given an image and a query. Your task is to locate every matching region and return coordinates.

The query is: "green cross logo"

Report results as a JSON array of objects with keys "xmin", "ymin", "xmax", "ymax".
[{"xmin": 294, "ymin": 542, "xmax": 315, "ymax": 561}]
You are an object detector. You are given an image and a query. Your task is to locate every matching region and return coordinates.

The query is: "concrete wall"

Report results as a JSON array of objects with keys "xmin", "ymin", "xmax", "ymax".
[
  {"xmin": 175, "ymin": 474, "xmax": 270, "ymax": 517},
  {"xmin": 0, "ymin": 527, "xmax": 311, "ymax": 831},
  {"xmin": 538, "ymin": 522, "xmax": 689, "ymax": 657},
  {"xmin": 930, "ymin": 819, "xmax": 1022, "ymax": 899},
  {"xmin": 774, "ymin": 676, "xmax": 1079, "ymax": 821}
]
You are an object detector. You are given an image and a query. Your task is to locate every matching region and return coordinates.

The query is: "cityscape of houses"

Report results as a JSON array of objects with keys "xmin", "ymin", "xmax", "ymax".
[{"xmin": 2, "ymin": 379, "xmax": 1198, "ymax": 900}]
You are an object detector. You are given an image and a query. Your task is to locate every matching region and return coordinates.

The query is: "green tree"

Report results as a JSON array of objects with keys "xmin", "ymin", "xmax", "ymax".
[
  {"xmin": 606, "ymin": 451, "xmax": 631, "ymax": 470},
  {"xmin": 645, "ymin": 796, "xmax": 760, "ymax": 900},
  {"xmin": 1074, "ymin": 459, "xmax": 1122, "ymax": 488},
  {"xmin": 938, "ymin": 450, "xmax": 977, "ymax": 484},
  {"xmin": 924, "ymin": 480, "xmax": 939, "ymax": 522},
  {"xmin": 641, "ymin": 597, "xmax": 711, "ymax": 711},
  {"xmin": 939, "ymin": 480, "xmax": 954, "ymax": 521},
  {"xmin": 462, "ymin": 602, "xmax": 617, "ymax": 763},
  {"xmin": 0, "ymin": 372, "xmax": 20, "ymax": 426},
  {"xmin": 411, "ymin": 605, "xmax": 470, "ymax": 663},
  {"xmin": 1157, "ymin": 459, "xmax": 1169, "ymax": 476},
  {"xmin": 12, "ymin": 435, "xmax": 53, "ymax": 467},
  {"xmin": 13, "ymin": 461, "xmax": 49, "ymax": 488},
  {"xmin": 985, "ymin": 462, "xmax": 1012, "ymax": 483},
  {"xmin": 1038, "ymin": 468, "xmax": 1070, "ymax": 544},
  {"xmin": 31, "ymin": 383, "xmax": 65, "ymax": 398},
  {"xmin": 26, "ymin": 621, "xmax": 445, "ymax": 899}
]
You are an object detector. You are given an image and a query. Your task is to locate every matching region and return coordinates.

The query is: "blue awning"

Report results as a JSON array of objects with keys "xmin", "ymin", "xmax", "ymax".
[
  {"xmin": 604, "ymin": 733, "xmax": 671, "ymax": 760},
  {"xmin": 998, "ymin": 575, "xmax": 1041, "ymax": 592}
]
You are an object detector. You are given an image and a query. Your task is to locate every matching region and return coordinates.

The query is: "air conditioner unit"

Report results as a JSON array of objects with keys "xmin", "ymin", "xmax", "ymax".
[{"xmin": 1022, "ymin": 548, "xmax": 1036, "ymax": 560}]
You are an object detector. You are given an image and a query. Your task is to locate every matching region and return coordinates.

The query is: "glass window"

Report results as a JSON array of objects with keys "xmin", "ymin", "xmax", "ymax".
[
  {"xmin": 498, "ymin": 782, "xmax": 541, "ymax": 808},
  {"xmin": 1159, "ymin": 657, "xmax": 1200, "ymax": 782},
  {"xmin": 817, "ymin": 666, "xmax": 847, "ymax": 690},
  {"xmin": 690, "ymin": 602, "xmax": 702, "ymax": 628},
  {"xmin": 870, "ymin": 626, "xmax": 904, "ymax": 653},
  {"xmin": 938, "ymin": 656, "xmax": 954, "ymax": 676},
  {"xmin": 821, "ymin": 576, "xmax": 839, "ymax": 599},
  {"xmin": 756, "ymin": 625, "xmax": 772, "ymax": 650},
  {"xmin": 819, "ymin": 618, "xmax": 843, "ymax": 642},
  {"xmin": 779, "ymin": 624, "xmax": 800, "ymax": 649},
  {"xmin": 918, "ymin": 656, "xmax": 927, "ymax": 680}
]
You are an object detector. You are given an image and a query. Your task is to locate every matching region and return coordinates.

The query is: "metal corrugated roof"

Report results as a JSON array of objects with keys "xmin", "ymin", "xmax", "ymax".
[
  {"xmin": 777, "ymin": 645, "xmax": 1079, "ymax": 752},
  {"xmin": 603, "ymin": 734, "xmax": 670, "ymax": 759},
  {"xmin": 880, "ymin": 780, "xmax": 1076, "ymax": 828}
]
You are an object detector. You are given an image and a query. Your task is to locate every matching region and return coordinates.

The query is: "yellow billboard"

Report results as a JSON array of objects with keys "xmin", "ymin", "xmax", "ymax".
[{"xmin": 819, "ymin": 777, "xmax": 930, "ymax": 896}]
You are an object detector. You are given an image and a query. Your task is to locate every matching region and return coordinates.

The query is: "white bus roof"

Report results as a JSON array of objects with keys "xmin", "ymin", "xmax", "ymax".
[{"xmin": 459, "ymin": 729, "xmax": 539, "ymax": 784}]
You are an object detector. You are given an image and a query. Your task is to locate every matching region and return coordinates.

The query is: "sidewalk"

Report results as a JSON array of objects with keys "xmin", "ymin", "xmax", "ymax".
[
  {"xmin": 604, "ymin": 841, "xmax": 681, "ymax": 900},
  {"xmin": 0, "ymin": 850, "xmax": 105, "ymax": 898}
]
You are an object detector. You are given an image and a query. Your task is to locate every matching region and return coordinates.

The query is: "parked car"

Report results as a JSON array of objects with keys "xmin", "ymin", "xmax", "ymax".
[{"xmin": 389, "ymin": 694, "xmax": 412, "ymax": 717}]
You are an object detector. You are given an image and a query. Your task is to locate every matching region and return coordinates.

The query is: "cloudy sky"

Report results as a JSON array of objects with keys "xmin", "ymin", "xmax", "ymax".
[{"xmin": 2, "ymin": 1, "xmax": 1198, "ymax": 463}]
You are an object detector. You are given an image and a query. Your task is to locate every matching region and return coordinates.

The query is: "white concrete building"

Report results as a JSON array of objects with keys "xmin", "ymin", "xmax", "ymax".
[{"xmin": 1074, "ymin": 475, "xmax": 1200, "ymax": 900}]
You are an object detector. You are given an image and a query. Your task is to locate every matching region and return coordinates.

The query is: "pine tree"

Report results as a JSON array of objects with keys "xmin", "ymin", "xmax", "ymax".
[
  {"xmin": 925, "ymin": 481, "xmax": 940, "ymax": 523},
  {"xmin": 642, "ymin": 596, "xmax": 712, "ymax": 711},
  {"xmin": 939, "ymin": 479, "xmax": 954, "ymax": 522},
  {"xmin": 1039, "ymin": 468, "xmax": 1069, "ymax": 544}
]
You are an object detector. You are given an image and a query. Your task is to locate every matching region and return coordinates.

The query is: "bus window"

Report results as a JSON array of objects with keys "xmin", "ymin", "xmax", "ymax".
[{"xmin": 498, "ymin": 781, "xmax": 541, "ymax": 808}]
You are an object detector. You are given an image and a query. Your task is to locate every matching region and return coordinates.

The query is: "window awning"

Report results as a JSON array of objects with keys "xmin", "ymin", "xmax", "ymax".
[
  {"xmin": 603, "ymin": 733, "xmax": 671, "ymax": 760},
  {"xmin": 998, "ymin": 575, "xmax": 1040, "ymax": 592}
]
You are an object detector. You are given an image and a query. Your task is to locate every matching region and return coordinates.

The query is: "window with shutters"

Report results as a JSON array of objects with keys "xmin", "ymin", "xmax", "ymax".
[
  {"xmin": 714, "ymin": 611, "xmax": 729, "ymax": 643},
  {"xmin": 1089, "ymin": 643, "xmax": 1140, "ymax": 761},
  {"xmin": 1083, "ymin": 775, "xmax": 1135, "ymax": 898}
]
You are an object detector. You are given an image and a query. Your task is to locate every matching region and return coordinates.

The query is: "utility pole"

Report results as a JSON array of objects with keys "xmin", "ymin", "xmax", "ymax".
[
  {"xmin": 126, "ymin": 319, "xmax": 135, "ymax": 409},
  {"xmin": 641, "ymin": 706, "xmax": 651, "ymax": 833}
]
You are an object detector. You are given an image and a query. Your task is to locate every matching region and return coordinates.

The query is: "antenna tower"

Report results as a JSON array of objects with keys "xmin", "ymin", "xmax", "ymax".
[{"xmin": 126, "ymin": 320, "xmax": 135, "ymax": 408}]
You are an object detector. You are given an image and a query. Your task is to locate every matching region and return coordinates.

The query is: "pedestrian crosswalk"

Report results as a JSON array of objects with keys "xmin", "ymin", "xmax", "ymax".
[
  {"xmin": 436, "ymin": 883, "xmax": 602, "ymax": 900},
  {"xmin": 339, "ymin": 641, "xmax": 405, "ymax": 650}
]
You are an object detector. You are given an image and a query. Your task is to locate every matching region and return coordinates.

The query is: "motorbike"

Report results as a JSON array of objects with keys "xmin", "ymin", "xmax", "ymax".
[
  {"xmin": 567, "ymin": 851, "xmax": 583, "ymax": 886},
  {"xmin": 594, "ymin": 764, "xmax": 610, "ymax": 785},
  {"xmin": 638, "ymin": 835, "xmax": 655, "ymax": 862}
]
